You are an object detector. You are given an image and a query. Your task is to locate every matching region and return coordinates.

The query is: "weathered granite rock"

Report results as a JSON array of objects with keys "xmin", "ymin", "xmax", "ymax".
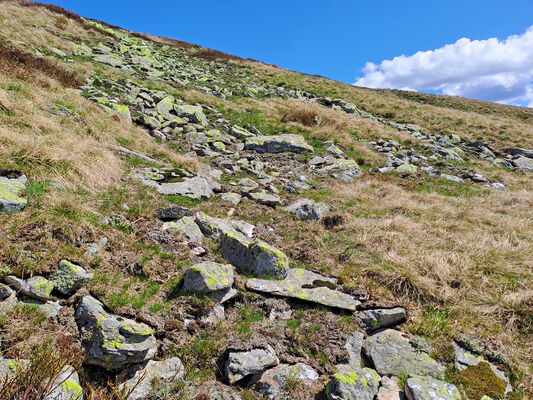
[
  {"xmin": 405, "ymin": 376, "xmax": 461, "ymax": 400},
  {"xmin": 93, "ymin": 54, "xmax": 124, "ymax": 68},
  {"xmin": 196, "ymin": 212, "xmax": 255, "ymax": 240},
  {"xmin": 168, "ymin": 216, "xmax": 203, "ymax": 242},
  {"xmin": 284, "ymin": 198, "xmax": 330, "ymax": 221},
  {"xmin": 252, "ymin": 363, "xmax": 319, "ymax": 398},
  {"xmin": 75, "ymin": 296, "xmax": 156, "ymax": 369},
  {"xmin": 315, "ymin": 158, "xmax": 363, "ymax": 182},
  {"xmin": 0, "ymin": 174, "xmax": 27, "ymax": 213},
  {"xmin": 326, "ymin": 144, "xmax": 344, "ymax": 156},
  {"xmin": 221, "ymin": 192, "xmax": 242, "ymax": 205},
  {"xmin": 359, "ymin": 307, "xmax": 407, "ymax": 331},
  {"xmin": 505, "ymin": 147, "xmax": 533, "ymax": 159},
  {"xmin": 174, "ymin": 104, "xmax": 208, "ymax": 125},
  {"xmin": 225, "ymin": 345, "xmax": 279, "ymax": 384},
  {"xmin": 50, "ymin": 260, "xmax": 93, "ymax": 295},
  {"xmin": 182, "ymin": 262, "xmax": 234, "ymax": 294},
  {"xmin": 377, "ymin": 376, "xmax": 405, "ymax": 400},
  {"xmin": 0, "ymin": 283, "xmax": 14, "ymax": 300},
  {"xmin": 156, "ymin": 205, "xmax": 193, "ymax": 221},
  {"xmin": 326, "ymin": 368, "xmax": 380, "ymax": 400},
  {"xmin": 84, "ymin": 237, "xmax": 108, "ymax": 258},
  {"xmin": 248, "ymin": 191, "xmax": 282, "ymax": 207},
  {"xmin": 336, "ymin": 331, "xmax": 364, "ymax": 373},
  {"xmin": 245, "ymin": 134, "xmax": 313, "ymax": 154},
  {"xmin": 246, "ymin": 268, "xmax": 360, "ymax": 311},
  {"xmin": 221, "ymin": 231, "xmax": 288, "ymax": 278},
  {"xmin": 46, "ymin": 366, "xmax": 83, "ymax": 400},
  {"xmin": 512, "ymin": 156, "xmax": 533, "ymax": 171},
  {"xmin": 156, "ymin": 176, "xmax": 216, "ymax": 199},
  {"xmin": 229, "ymin": 125, "xmax": 255, "ymax": 139},
  {"xmin": 363, "ymin": 329, "xmax": 445, "ymax": 378},
  {"xmin": 20, "ymin": 297, "xmax": 61, "ymax": 318},
  {"xmin": 5, "ymin": 275, "xmax": 53, "ymax": 301},
  {"xmin": 120, "ymin": 357, "xmax": 185, "ymax": 400},
  {"xmin": 396, "ymin": 164, "xmax": 418, "ymax": 174}
]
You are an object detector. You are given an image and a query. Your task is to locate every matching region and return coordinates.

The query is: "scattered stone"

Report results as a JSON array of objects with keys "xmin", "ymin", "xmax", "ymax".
[
  {"xmin": 0, "ymin": 283, "xmax": 14, "ymax": 301},
  {"xmin": 50, "ymin": 260, "xmax": 93, "ymax": 295},
  {"xmin": 359, "ymin": 307, "xmax": 407, "ymax": 331},
  {"xmin": 156, "ymin": 205, "xmax": 193, "ymax": 221},
  {"xmin": 5, "ymin": 275, "xmax": 53, "ymax": 301},
  {"xmin": 284, "ymin": 198, "xmax": 330, "ymax": 221},
  {"xmin": 441, "ymin": 174, "xmax": 464, "ymax": 183},
  {"xmin": 336, "ymin": 331, "xmax": 364, "ymax": 373},
  {"xmin": 20, "ymin": 297, "xmax": 61, "ymax": 318},
  {"xmin": 377, "ymin": 376, "xmax": 405, "ymax": 400},
  {"xmin": 0, "ymin": 174, "xmax": 27, "ymax": 213},
  {"xmin": 252, "ymin": 363, "xmax": 319, "ymax": 398},
  {"xmin": 221, "ymin": 192, "xmax": 242, "ymax": 205},
  {"xmin": 363, "ymin": 329, "xmax": 445, "ymax": 378},
  {"xmin": 120, "ymin": 357, "xmax": 185, "ymax": 400},
  {"xmin": 196, "ymin": 212, "xmax": 255, "ymax": 240},
  {"xmin": 84, "ymin": 237, "xmax": 108, "ymax": 258},
  {"xmin": 326, "ymin": 144, "xmax": 344, "ymax": 156},
  {"xmin": 246, "ymin": 268, "xmax": 360, "ymax": 311},
  {"xmin": 220, "ymin": 231, "xmax": 288, "ymax": 278},
  {"xmin": 225, "ymin": 345, "xmax": 279, "ymax": 384},
  {"xmin": 405, "ymin": 376, "xmax": 461, "ymax": 400},
  {"xmin": 326, "ymin": 368, "xmax": 380, "ymax": 400},
  {"xmin": 512, "ymin": 155, "xmax": 533, "ymax": 171},
  {"xmin": 505, "ymin": 147, "xmax": 533, "ymax": 159},
  {"xmin": 245, "ymin": 134, "xmax": 313, "ymax": 154},
  {"xmin": 75, "ymin": 295, "xmax": 156, "ymax": 369},
  {"xmin": 168, "ymin": 216, "xmax": 203, "ymax": 242},
  {"xmin": 46, "ymin": 366, "xmax": 83, "ymax": 400},
  {"xmin": 229, "ymin": 125, "xmax": 256, "ymax": 139},
  {"xmin": 182, "ymin": 262, "xmax": 234, "ymax": 294},
  {"xmin": 396, "ymin": 164, "xmax": 417, "ymax": 174},
  {"xmin": 248, "ymin": 191, "xmax": 282, "ymax": 207}
]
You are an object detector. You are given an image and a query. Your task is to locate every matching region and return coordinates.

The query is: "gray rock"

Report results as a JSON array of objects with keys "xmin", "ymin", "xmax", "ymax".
[
  {"xmin": 0, "ymin": 283, "xmax": 14, "ymax": 300},
  {"xmin": 174, "ymin": 104, "xmax": 208, "ymax": 125},
  {"xmin": 248, "ymin": 191, "xmax": 281, "ymax": 207},
  {"xmin": 225, "ymin": 345, "xmax": 279, "ymax": 384},
  {"xmin": 51, "ymin": 260, "xmax": 93, "ymax": 295},
  {"xmin": 326, "ymin": 144, "xmax": 344, "ymax": 156},
  {"xmin": 221, "ymin": 231, "xmax": 288, "ymax": 279},
  {"xmin": 505, "ymin": 147, "xmax": 533, "ymax": 159},
  {"xmin": 315, "ymin": 158, "xmax": 363, "ymax": 182},
  {"xmin": 284, "ymin": 198, "xmax": 329, "ymax": 221},
  {"xmin": 245, "ymin": 134, "xmax": 314, "ymax": 154},
  {"xmin": 120, "ymin": 357, "xmax": 185, "ymax": 400},
  {"xmin": 75, "ymin": 296, "xmax": 156, "ymax": 369},
  {"xmin": 246, "ymin": 268, "xmax": 360, "ymax": 311},
  {"xmin": 182, "ymin": 262, "xmax": 234, "ymax": 294},
  {"xmin": 84, "ymin": 237, "xmax": 108, "ymax": 258},
  {"xmin": 157, "ymin": 176, "xmax": 216, "ymax": 199},
  {"xmin": 196, "ymin": 212, "xmax": 254, "ymax": 240},
  {"xmin": 167, "ymin": 216, "xmax": 203, "ymax": 242},
  {"xmin": 5, "ymin": 275, "xmax": 53, "ymax": 301},
  {"xmin": 512, "ymin": 155, "xmax": 533, "ymax": 171},
  {"xmin": 93, "ymin": 54, "xmax": 124, "ymax": 68},
  {"xmin": 252, "ymin": 363, "xmax": 319, "ymax": 398},
  {"xmin": 336, "ymin": 331, "xmax": 364, "ymax": 373},
  {"xmin": 20, "ymin": 297, "xmax": 61, "ymax": 318},
  {"xmin": 326, "ymin": 368, "xmax": 380, "ymax": 400},
  {"xmin": 229, "ymin": 125, "xmax": 256, "ymax": 140},
  {"xmin": 0, "ymin": 175, "xmax": 27, "ymax": 213},
  {"xmin": 156, "ymin": 206, "xmax": 193, "ymax": 221},
  {"xmin": 221, "ymin": 192, "xmax": 242, "ymax": 205},
  {"xmin": 363, "ymin": 329, "xmax": 445, "ymax": 379},
  {"xmin": 404, "ymin": 376, "xmax": 461, "ymax": 400},
  {"xmin": 359, "ymin": 307, "xmax": 407, "ymax": 331},
  {"xmin": 396, "ymin": 164, "xmax": 417, "ymax": 174},
  {"xmin": 377, "ymin": 376, "xmax": 405, "ymax": 400},
  {"xmin": 441, "ymin": 174, "xmax": 464, "ymax": 183},
  {"xmin": 45, "ymin": 366, "xmax": 83, "ymax": 400}
]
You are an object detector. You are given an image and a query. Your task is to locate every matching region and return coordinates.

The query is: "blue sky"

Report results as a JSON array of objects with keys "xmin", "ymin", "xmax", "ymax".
[{"xmin": 41, "ymin": 1, "xmax": 533, "ymax": 106}]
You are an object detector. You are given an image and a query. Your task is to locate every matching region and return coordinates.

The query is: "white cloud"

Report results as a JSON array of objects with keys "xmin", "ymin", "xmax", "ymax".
[{"xmin": 355, "ymin": 27, "xmax": 533, "ymax": 107}]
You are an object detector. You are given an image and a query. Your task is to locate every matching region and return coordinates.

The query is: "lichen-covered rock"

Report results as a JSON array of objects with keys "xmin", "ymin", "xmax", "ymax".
[
  {"xmin": 174, "ymin": 104, "xmax": 208, "ymax": 125},
  {"xmin": 359, "ymin": 307, "xmax": 407, "ymax": 331},
  {"xmin": 225, "ymin": 345, "xmax": 279, "ymax": 384},
  {"xmin": 182, "ymin": 262, "xmax": 234, "ymax": 294},
  {"xmin": 326, "ymin": 368, "xmax": 380, "ymax": 400},
  {"xmin": 51, "ymin": 260, "xmax": 93, "ymax": 295},
  {"xmin": 405, "ymin": 376, "xmax": 461, "ymax": 400},
  {"xmin": 120, "ymin": 357, "xmax": 184, "ymax": 400},
  {"xmin": 245, "ymin": 134, "xmax": 314, "ymax": 154},
  {"xmin": 75, "ymin": 295, "xmax": 156, "ymax": 369},
  {"xmin": 221, "ymin": 231, "xmax": 288, "ymax": 278},
  {"xmin": 156, "ymin": 176, "xmax": 216, "ymax": 199},
  {"xmin": 248, "ymin": 191, "xmax": 282, "ymax": 207},
  {"xmin": 221, "ymin": 192, "xmax": 242, "ymax": 205},
  {"xmin": 284, "ymin": 198, "xmax": 330, "ymax": 221},
  {"xmin": 363, "ymin": 329, "xmax": 445, "ymax": 379},
  {"xmin": 251, "ymin": 363, "xmax": 319, "ymax": 398},
  {"xmin": 5, "ymin": 275, "xmax": 53, "ymax": 301},
  {"xmin": 93, "ymin": 54, "xmax": 124, "ymax": 68},
  {"xmin": 396, "ymin": 164, "xmax": 418, "ymax": 174},
  {"xmin": 314, "ymin": 158, "xmax": 363, "ymax": 182},
  {"xmin": 505, "ymin": 147, "xmax": 533, "ymax": 159},
  {"xmin": 20, "ymin": 297, "xmax": 61, "ymax": 318},
  {"xmin": 246, "ymin": 268, "xmax": 360, "ymax": 311},
  {"xmin": 229, "ymin": 125, "xmax": 255, "ymax": 139},
  {"xmin": 168, "ymin": 216, "xmax": 203, "ymax": 242},
  {"xmin": 512, "ymin": 155, "xmax": 533, "ymax": 171},
  {"xmin": 196, "ymin": 212, "xmax": 255, "ymax": 240},
  {"xmin": 0, "ymin": 174, "xmax": 27, "ymax": 213},
  {"xmin": 46, "ymin": 366, "xmax": 83, "ymax": 400}
]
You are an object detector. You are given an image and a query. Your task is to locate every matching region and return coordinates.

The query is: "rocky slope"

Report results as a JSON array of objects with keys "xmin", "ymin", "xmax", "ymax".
[{"xmin": 0, "ymin": 1, "xmax": 531, "ymax": 399}]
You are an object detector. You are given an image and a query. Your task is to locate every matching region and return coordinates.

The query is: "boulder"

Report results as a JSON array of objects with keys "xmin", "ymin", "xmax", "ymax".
[
  {"xmin": 252, "ymin": 363, "xmax": 319, "ymax": 398},
  {"xmin": 359, "ymin": 307, "xmax": 407, "ymax": 331},
  {"xmin": 229, "ymin": 125, "xmax": 255, "ymax": 140},
  {"xmin": 174, "ymin": 104, "xmax": 208, "ymax": 125},
  {"xmin": 225, "ymin": 345, "xmax": 279, "ymax": 384},
  {"xmin": 5, "ymin": 275, "xmax": 53, "ymax": 301},
  {"xmin": 182, "ymin": 262, "xmax": 234, "ymax": 294},
  {"xmin": 336, "ymin": 331, "xmax": 364, "ymax": 373},
  {"xmin": 221, "ymin": 192, "xmax": 242, "ymax": 205},
  {"xmin": 168, "ymin": 216, "xmax": 203, "ymax": 242},
  {"xmin": 50, "ymin": 260, "xmax": 93, "ymax": 295},
  {"xmin": 93, "ymin": 54, "xmax": 124, "ymax": 68},
  {"xmin": 396, "ymin": 164, "xmax": 417, "ymax": 174},
  {"xmin": 245, "ymin": 134, "xmax": 313, "ymax": 154},
  {"xmin": 246, "ymin": 268, "xmax": 360, "ymax": 311},
  {"xmin": 326, "ymin": 144, "xmax": 344, "ymax": 156},
  {"xmin": 0, "ymin": 283, "xmax": 14, "ymax": 300},
  {"xmin": 156, "ymin": 176, "xmax": 216, "ymax": 199},
  {"xmin": 156, "ymin": 205, "xmax": 193, "ymax": 221},
  {"xmin": 221, "ymin": 231, "xmax": 289, "ymax": 279},
  {"xmin": 196, "ymin": 212, "xmax": 255, "ymax": 240},
  {"xmin": 120, "ymin": 357, "xmax": 185, "ymax": 400},
  {"xmin": 512, "ymin": 156, "xmax": 533, "ymax": 171},
  {"xmin": 362, "ymin": 329, "xmax": 445, "ymax": 379},
  {"xmin": 504, "ymin": 147, "xmax": 533, "ymax": 159},
  {"xmin": 20, "ymin": 297, "xmax": 61, "ymax": 318},
  {"xmin": 248, "ymin": 191, "xmax": 282, "ymax": 207},
  {"xmin": 377, "ymin": 376, "xmax": 405, "ymax": 400},
  {"xmin": 75, "ymin": 296, "xmax": 156, "ymax": 369},
  {"xmin": 315, "ymin": 158, "xmax": 362, "ymax": 182},
  {"xmin": 404, "ymin": 376, "xmax": 461, "ymax": 400},
  {"xmin": 284, "ymin": 198, "xmax": 329, "ymax": 221},
  {"xmin": 326, "ymin": 368, "xmax": 380, "ymax": 400},
  {"xmin": 0, "ymin": 174, "xmax": 27, "ymax": 213}
]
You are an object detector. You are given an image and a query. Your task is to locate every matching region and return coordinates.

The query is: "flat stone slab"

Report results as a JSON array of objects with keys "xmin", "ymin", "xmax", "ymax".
[
  {"xmin": 359, "ymin": 307, "xmax": 407, "ymax": 331},
  {"xmin": 252, "ymin": 362, "xmax": 319, "ymax": 398},
  {"xmin": 363, "ymin": 329, "xmax": 445, "ymax": 379},
  {"xmin": 0, "ymin": 175, "xmax": 27, "ymax": 213},
  {"xmin": 326, "ymin": 368, "xmax": 381, "ymax": 400},
  {"xmin": 245, "ymin": 134, "xmax": 313, "ymax": 154},
  {"xmin": 182, "ymin": 262, "xmax": 234, "ymax": 294},
  {"xmin": 405, "ymin": 376, "xmax": 461, "ymax": 400},
  {"xmin": 196, "ymin": 212, "xmax": 255, "ymax": 240},
  {"xmin": 246, "ymin": 268, "xmax": 360, "ymax": 311},
  {"xmin": 336, "ymin": 331, "xmax": 364, "ymax": 373},
  {"xmin": 167, "ymin": 216, "xmax": 203, "ymax": 242},
  {"xmin": 225, "ymin": 345, "xmax": 279, "ymax": 384},
  {"xmin": 248, "ymin": 191, "xmax": 281, "ymax": 207}
]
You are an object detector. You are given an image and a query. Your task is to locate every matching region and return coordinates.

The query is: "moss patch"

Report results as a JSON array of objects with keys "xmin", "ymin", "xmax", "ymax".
[{"xmin": 459, "ymin": 362, "xmax": 506, "ymax": 400}]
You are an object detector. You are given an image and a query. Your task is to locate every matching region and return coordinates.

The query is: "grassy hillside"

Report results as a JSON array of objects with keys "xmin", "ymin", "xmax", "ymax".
[{"xmin": 0, "ymin": 1, "xmax": 531, "ymax": 399}]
